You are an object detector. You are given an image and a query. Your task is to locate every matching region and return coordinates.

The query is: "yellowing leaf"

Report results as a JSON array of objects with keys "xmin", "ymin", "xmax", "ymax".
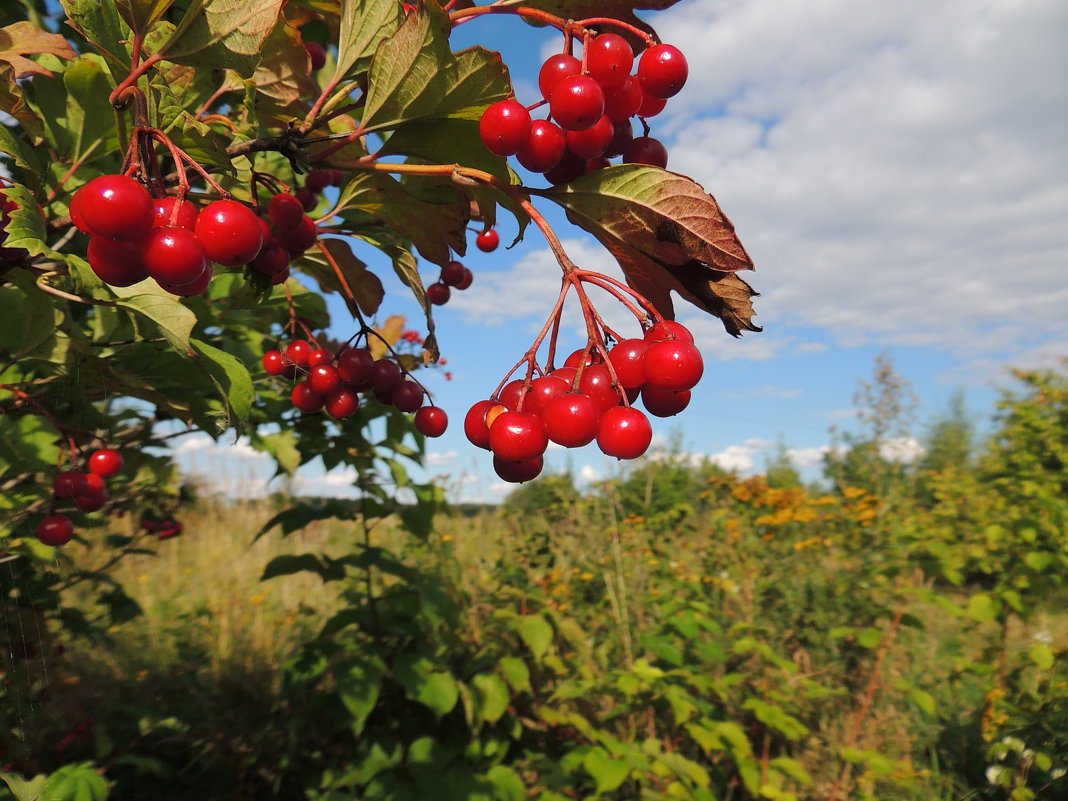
[
  {"xmin": 0, "ymin": 21, "xmax": 77, "ymax": 79},
  {"xmin": 162, "ymin": 0, "xmax": 282, "ymax": 77}
]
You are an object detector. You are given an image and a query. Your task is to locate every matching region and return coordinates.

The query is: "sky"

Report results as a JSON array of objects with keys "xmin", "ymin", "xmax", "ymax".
[{"xmin": 173, "ymin": 0, "xmax": 1068, "ymax": 503}]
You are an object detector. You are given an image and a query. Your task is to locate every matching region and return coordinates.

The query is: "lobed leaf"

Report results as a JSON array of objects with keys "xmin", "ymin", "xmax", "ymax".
[
  {"xmin": 334, "ymin": 0, "xmax": 405, "ymax": 81},
  {"xmin": 162, "ymin": 0, "xmax": 282, "ymax": 78},
  {"xmin": 0, "ymin": 21, "xmax": 77, "ymax": 79}
]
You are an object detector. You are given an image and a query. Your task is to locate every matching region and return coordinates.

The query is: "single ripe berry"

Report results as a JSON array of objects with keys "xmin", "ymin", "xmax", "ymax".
[
  {"xmin": 641, "ymin": 386, "xmax": 691, "ymax": 417},
  {"xmin": 35, "ymin": 515, "xmax": 74, "ymax": 547},
  {"xmin": 489, "ymin": 411, "xmax": 548, "ymax": 461},
  {"xmin": 337, "ymin": 347, "xmax": 374, "ymax": 387},
  {"xmin": 623, "ymin": 136, "xmax": 668, "ymax": 168},
  {"xmin": 391, "ymin": 380, "xmax": 424, "ymax": 412},
  {"xmin": 87, "ymin": 448, "xmax": 123, "ymax": 478},
  {"xmin": 603, "ymin": 75, "xmax": 643, "ymax": 121},
  {"xmin": 586, "ymin": 33, "xmax": 634, "ymax": 90},
  {"xmin": 284, "ymin": 339, "xmax": 312, "ymax": 367},
  {"xmin": 578, "ymin": 363, "xmax": 621, "ymax": 413},
  {"xmin": 542, "ymin": 393, "xmax": 601, "ymax": 448},
  {"xmin": 564, "ymin": 348, "xmax": 596, "ymax": 368},
  {"xmin": 498, "ymin": 378, "xmax": 528, "ymax": 411},
  {"xmin": 608, "ymin": 338, "xmax": 650, "ymax": 389},
  {"xmin": 638, "ymin": 43, "xmax": 688, "ymax": 99},
  {"xmin": 479, "ymin": 99, "xmax": 532, "ymax": 157},
  {"xmin": 276, "ymin": 215, "xmax": 318, "ymax": 256},
  {"xmin": 644, "ymin": 320, "xmax": 694, "ymax": 344},
  {"xmin": 426, "ymin": 282, "xmax": 450, "ymax": 306},
  {"xmin": 414, "ymin": 406, "xmax": 448, "ymax": 437},
  {"xmin": 87, "ymin": 237, "xmax": 149, "ymax": 287},
  {"xmin": 308, "ymin": 364, "xmax": 342, "ymax": 395},
  {"xmin": 538, "ymin": 53, "xmax": 581, "ymax": 100},
  {"xmin": 268, "ymin": 193, "xmax": 305, "ymax": 231},
  {"xmin": 307, "ymin": 348, "xmax": 333, "ymax": 367},
  {"xmin": 566, "ymin": 115, "xmax": 614, "ymax": 159},
  {"xmin": 517, "ymin": 120, "xmax": 567, "ymax": 173},
  {"xmin": 643, "ymin": 339, "xmax": 704, "ymax": 391},
  {"xmin": 524, "ymin": 375, "xmax": 569, "ymax": 416},
  {"xmin": 295, "ymin": 187, "xmax": 317, "ymax": 212},
  {"xmin": 325, "ymin": 388, "xmax": 359, "ymax": 419},
  {"xmin": 597, "ymin": 406, "xmax": 652, "ymax": 459},
  {"xmin": 291, "ymin": 381, "xmax": 325, "ymax": 413},
  {"xmin": 305, "ymin": 41, "xmax": 326, "ymax": 71},
  {"xmin": 550, "ymin": 75, "xmax": 605, "ymax": 131},
  {"xmin": 194, "ymin": 199, "xmax": 264, "ymax": 266},
  {"xmin": 604, "ymin": 119, "xmax": 634, "ymax": 158},
  {"xmin": 262, "ymin": 350, "xmax": 286, "ymax": 375},
  {"xmin": 464, "ymin": 399, "xmax": 496, "ymax": 450},
  {"xmin": 151, "ymin": 196, "xmax": 199, "ymax": 230},
  {"xmin": 142, "ymin": 226, "xmax": 210, "ymax": 286},
  {"xmin": 493, "ymin": 455, "xmax": 543, "ymax": 483},
  {"xmin": 249, "ymin": 242, "xmax": 291, "ymax": 276},
  {"xmin": 162, "ymin": 265, "xmax": 211, "ymax": 297},
  {"xmin": 76, "ymin": 175, "xmax": 154, "ymax": 241},
  {"xmin": 636, "ymin": 88, "xmax": 668, "ymax": 118},
  {"xmin": 440, "ymin": 260, "xmax": 466, "ymax": 287},
  {"xmin": 52, "ymin": 470, "xmax": 88, "ymax": 499},
  {"xmin": 475, "ymin": 228, "xmax": 499, "ymax": 252},
  {"xmin": 370, "ymin": 359, "xmax": 403, "ymax": 393}
]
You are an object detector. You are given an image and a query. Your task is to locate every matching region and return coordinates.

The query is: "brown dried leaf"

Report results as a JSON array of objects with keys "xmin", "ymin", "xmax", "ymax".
[
  {"xmin": 0, "ymin": 21, "xmax": 77, "ymax": 79},
  {"xmin": 543, "ymin": 165, "xmax": 761, "ymax": 336}
]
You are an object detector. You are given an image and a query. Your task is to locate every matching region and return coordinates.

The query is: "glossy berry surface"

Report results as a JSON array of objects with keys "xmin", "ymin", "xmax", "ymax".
[
  {"xmin": 284, "ymin": 339, "xmax": 311, "ymax": 367},
  {"xmin": 636, "ymin": 88, "xmax": 668, "ymax": 118},
  {"xmin": 305, "ymin": 41, "xmax": 326, "ymax": 71},
  {"xmin": 291, "ymin": 381, "xmax": 325, "ymax": 413},
  {"xmin": 152, "ymin": 197, "xmax": 198, "ymax": 230},
  {"xmin": 641, "ymin": 386, "xmax": 691, "ymax": 417},
  {"xmin": 426, "ymin": 282, "xmax": 450, "ymax": 306},
  {"xmin": 87, "ymin": 237, "xmax": 148, "ymax": 287},
  {"xmin": 566, "ymin": 114, "xmax": 614, "ymax": 159},
  {"xmin": 638, "ymin": 43, "xmax": 688, "ymax": 99},
  {"xmin": 194, "ymin": 199, "xmax": 264, "ymax": 266},
  {"xmin": 644, "ymin": 340, "xmax": 704, "ymax": 391},
  {"xmin": 36, "ymin": 515, "xmax": 74, "ymax": 547},
  {"xmin": 308, "ymin": 364, "xmax": 342, "ymax": 396},
  {"xmin": 163, "ymin": 266, "xmax": 211, "ymax": 297},
  {"xmin": 493, "ymin": 454, "xmax": 543, "ymax": 483},
  {"xmin": 277, "ymin": 215, "xmax": 318, "ymax": 255},
  {"xmin": 325, "ymin": 388, "xmax": 359, "ymax": 419},
  {"xmin": 597, "ymin": 406, "xmax": 652, "ymax": 459},
  {"xmin": 250, "ymin": 243, "xmax": 290, "ymax": 276},
  {"xmin": 517, "ymin": 120, "xmax": 566, "ymax": 173},
  {"xmin": 464, "ymin": 400, "xmax": 496, "ymax": 449},
  {"xmin": 440, "ymin": 260, "xmax": 466, "ymax": 287},
  {"xmin": 603, "ymin": 75, "xmax": 643, "ymax": 121},
  {"xmin": 262, "ymin": 350, "xmax": 286, "ymax": 375},
  {"xmin": 489, "ymin": 410, "xmax": 547, "ymax": 461},
  {"xmin": 542, "ymin": 393, "xmax": 600, "ymax": 447},
  {"xmin": 268, "ymin": 193, "xmax": 305, "ymax": 230},
  {"xmin": 307, "ymin": 348, "xmax": 332, "ymax": 367},
  {"xmin": 88, "ymin": 448, "xmax": 123, "ymax": 478},
  {"xmin": 453, "ymin": 266, "xmax": 474, "ymax": 290},
  {"xmin": 578, "ymin": 363, "xmax": 620, "ymax": 412},
  {"xmin": 53, "ymin": 470, "xmax": 88, "ymax": 499},
  {"xmin": 475, "ymin": 228, "xmax": 499, "ymax": 252},
  {"xmin": 550, "ymin": 75, "xmax": 605, "ymax": 132},
  {"xmin": 370, "ymin": 359, "xmax": 402, "ymax": 393},
  {"xmin": 337, "ymin": 348, "xmax": 374, "ymax": 387},
  {"xmin": 608, "ymin": 338, "xmax": 650, "ymax": 389},
  {"xmin": 414, "ymin": 406, "xmax": 448, "ymax": 437},
  {"xmin": 524, "ymin": 375, "xmax": 569, "ymax": 416},
  {"xmin": 538, "ymin": 53, "xmax": 581, "ymax": 100},
  {"xmin": 623, "ymin": 136, "xmax": 668, "ymax": 168},
  {"xmin": 142, "ymin": 226, "xmax": 210, "ymax": 286},
  {"xmin": 479, "ymin": 99, "xmax": 532, "ymax": 157},
  {"xmin": 77, "ymin": 175, "xmax": 154, "ymax": 241},
  {"xmin": 586, "ymin": 33, "xmax": 634, "ymax": 89},
  {"xmin": 644, "ymin": 320, "xmax": 694, "ymax": 344},
  {"xmin": 391, "ymin": 380, "xmax": 424, "ymax": 413}
]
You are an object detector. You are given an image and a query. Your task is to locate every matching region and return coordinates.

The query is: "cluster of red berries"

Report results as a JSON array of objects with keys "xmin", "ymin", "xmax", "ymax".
[
  {"xmin": 426, "ymin": 258, "xmax": 475, "ymax": 306},
  {"xmin": 0, "ymin": 190, "xmax": 29, "ymax": 262},
  {"xmin": 70, "ymin": 175, "xmax": 320, "ymax": 295},
  {"xmin": 479, "ymin": 35, "xmax": 687, "ymax": 182},
  {"xmin": 465, "ymin": 321, "xmax": 702, "ymax": 483},
  {"xmin": 261, "ymin": 339, "xmax": 449, "ymax": 437},
  {"xmin": 292, "ymin": 167, "xmax": 344, "ymax": 215},
  {"xmin": 140, "ymin": 517, "xmax": 184, "ymax": 540},
  {"xmin": 249, "ymin": 191, "xmax": 322, "ymax": 283},
  {"xmin": 34, "ymin": 448, "xmax": 124, "ymax": 546}
]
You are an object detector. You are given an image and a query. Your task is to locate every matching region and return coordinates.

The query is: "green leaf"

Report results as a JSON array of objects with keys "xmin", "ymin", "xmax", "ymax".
[
  {"xmin": 393, "ymin": 652, "xmax": 459, "ymax": 717},
  {"xmin": 485, "ymin": 766, "xmax": 525, "ymax": 801},
  {"xmin": 336, "ymin": 653, "xmax": 385, "ymax": 735},
  {"xmin": 1024, "ymin": 551, "xmax": 1053, "ymax": 572},
  {"xmin": 498, "ymin": 656, "xmax": 531, "ymax": 694},
  {"xmin": 516, "ymin": 614, "xmax": 553, "ymax": 661},
  {"xmin": 115, "ymin": 0, "xmax": 178, "ymax": 36},
  {"xmin": 1027, "ymin": 643, "xmax": 1055, "ymax": 670},
  {"xmin": 300, "ymin": 238, "xmax": 384, "ymax": 317},
  {"xmin": 0, "ymin": 272, "xmax": 61, "ymax": 362},
  {"xmin": 966, "ymin": 592, "xmax": 1001, "ymax": 622},
  {"xmin": 471, "ymin": 672, "xmax": 510, "ymax": 725},
  {"xmin": 543, "ymin": 164, "xmax": 760, "ymax": 336},
  {"xmin": 62, "ymin": 54, "xmax": 119, "ymax": 162},
  {"xmin": 856, "ymin": 627, "xmax": 883, "ymax": 650},
  {"xmin": 190, "ymin": 338, "xmax": 254, "ymax": 424},
  {"xmin": 255, "ymin": 499, "xmax": 363, "ymax": 540},
  {"xmin": 333, "ymin": 0, "xmax": 404, "ymax": 81},
  {"xmin": 255, "ymin": 430, "xmax": 301, "ymax": 476},
  {"xmin": 583, "ymin": 747, "xmax": 631, "ymax": 795},
  {"xmin": 112, "ymin": 288, "xmax": 197, "ymax": 353},
  {"xmin": 261, "ymin": 553, "xmax": 342, "ymax": 581},
  {"xmin": 61, "ymin": 0, "xmax": 132, "ymax": 76},
  {"xmin": 361, "ymin": 3, "xmax": 510, "ymax": 133},
  {"xmin": 0, "ymin": 772, "xmax": 48, "ymax": 801},
  {"xmin": 162, "ymin": 0, "xmax": 281, "ymax": 78},
  {"xmin": 40, "ymin": 762, "xmax": 109, "ymax": 801},
  {"xmin": 0, "ymin": 119, "xmax": 45, "ymax": 185},
  {"xmin": 769, "ymin": 756, "xmax": 813, "ymax": 787}
]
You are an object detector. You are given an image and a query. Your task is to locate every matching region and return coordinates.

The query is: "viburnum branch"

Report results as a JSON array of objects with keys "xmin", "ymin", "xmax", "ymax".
[{"xmin": 35, "ymin": 272, "xmax": 119, "ymax": 308}]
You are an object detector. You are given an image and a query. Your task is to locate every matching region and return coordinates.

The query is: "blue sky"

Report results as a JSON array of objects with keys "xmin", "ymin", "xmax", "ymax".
[{"xmin": 173, "ymin": 0, "xmax": 1068, "ymax": 502}]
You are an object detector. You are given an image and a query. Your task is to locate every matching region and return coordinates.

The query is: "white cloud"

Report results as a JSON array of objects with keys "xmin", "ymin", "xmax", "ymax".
[
  {"xmin": 878, "ymin": 436, "xmax": 925, "ymax": 464},
  {"xmin": 705, "ymin": 437, "xmax": 775, "ymax": 473},
  {"xmin": 426, "ymin": 450, "xmax": 459, "ymax": 466},
  {"xmin": 787, "ymin": 445, "xmax": 830, "ymax": 469},
  {"xmin": 578, "ymin": 464, "xmax": 600, "ymax": 482}
]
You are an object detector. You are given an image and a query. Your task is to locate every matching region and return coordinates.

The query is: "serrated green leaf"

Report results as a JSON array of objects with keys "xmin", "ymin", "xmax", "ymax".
[
  {"xmin": 62, "ymin": 54, "xmax": 117, "ymax": 162},
  {"xmin": 334, "ymin": 0, "xmax": 404, "ymax": 81},
  {"xmin": 583, "ymin": 747, "xmax": 631, "ymax": 795},
  {"xmin": 161, "ymin": 0, "xmax": 281, "ymax": 77},
  {"xmin": 61, "ymin": 0, "xmax": 132, "ymax": 77},
  {"xmin": 112, "ymin": 289, "xmax": 197, "ymax": 353},
  {"xmin": 516, "ymin": 614, "xmax": 553, "ymax": 661},
  {"xmin": 115, "ymin": 0, "xmax": 177, "ymax": 36},
  {"xmin": 190, "ymin": 338, "xmax": 254, "ymax": 424},
  {"xmin": 498, "ymin": 656, "xmax": 531, "ymax": 694},
  {"xmin": 299, "ymin": 238, "xmax": 383, "ymax": 317}
]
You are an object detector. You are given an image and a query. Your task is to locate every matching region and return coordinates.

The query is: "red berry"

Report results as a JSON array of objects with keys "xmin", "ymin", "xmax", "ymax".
[
  {"xmin": 35, "ymin": 515, "xmax": 73, "ymax": 547},
  {"xmin": 453, "ymin": 266, "xmax": 474, "ymax": 290},
  {"xmin": 475, "ymin": 228, "xmax": 499, "ymax": 252},
  {"xmin": 262, "ymin": 350, "xmax": 286, "ymax": 375},
  {"xmin": 479, "ymin": 99, "xmax": 532, "ymax": 157},
  {"xmin": 284, "ymin": 339, "xmax": 311, "ymax": 367},
  {"xmin": 305, "ymin": 169, "xmax": 332, "ymax": 193},
  {"xmin": 308, "ymin": 364, "xmax": 342, "ymax": 395},
  {"xmin": 86, "ymin": 237, "xmax": 149, "ymax": 287},
  {"xmin": 268, "ymin": 193, "xmax": 304, "ymax": 231},
  {"xmin": 194, "ymin": 199, "xmax": 264, "ymax": 266},
  {"xmin": 305, "ymin": 41, "xmax": 326, "ymax": 71},
  {"xmin": 69, "ymin": 188, "xmax": 91, "ymax": 234},
  {"xmin": 271, "ymin": 268, "xmax": 291, "ymax": 285},
  {"xmin": 440, "ymin": 260, "xmax": 466, "ymax": 287},
  {"xmin": 291, "ymin": 381, "xmax": 325, "ymax": 413},
  {"xmin": 325, "ymin": 388, "xmax": 359, "ymax": 419},
  {"xmin": 414, "ymin": 406, "xmax": 448, "ymax": 437},
  {"xmin": 585, "ymin": 157, "xmax": 610, "ymax": 174},
  {"xmin": 636, "ymin": 87, "xmax": 668, "ymax": 118},
  {"xmin": 151, "ymin": 196, "xmax": 198, "ymax": 230},
  {"xmin": 543, "ymin": 149, "xmax": 587, "ymax": 185},
  {"xmin": 276, "ymin": 215, "xmax": 318, "ymax": 256},
  {"xmin": 538, "ymin": 53, "xmax": 581, "ymax": 100},
  {"xmin": 464, "ymin": 399, "xmax": 496, "ymax": 450},
  {"xmin": 542, "ymin": 393, "xmax": 600, "ymax": 447},
  {"xmin": 391, "ymin": 380, "xmax": 424, "ymax": 412},
  {"xmin": 586, "ymin": 33, "xmax": 634, "ymax": 90},
  {"xmin": 489, "ymin": 411, "xmax": 547, "ymax": 461},
  {"xmin": 329, "ymin": 169, "xmax": 344, "ymax": 187},
  {"xmin": 641, "ymin": 386, "xmax": 691, "ymax": 417},
  {"xmin": 73, "ymin": 488, "xmax": 107, "ymax": 513},
  {"xmin": 550, "ymin": 75, "xmax": 605, "ymax": 131},
  {"xmin": 370, "ymin": 359, "xmax": 402, "ymax": 393},
  {"xmin": 604, "ymin": 119, "xmax": 633, "ymax": 158},
  {"xmin": 52, "ymin": 470, "xmax": 88, "ymax": 499},
  {"xmin": 295, "ymin": 187, "xmax": 317, "ymax": 212},
  {"xmin": 566, "ymin": 114, "xmax": 614, "ymax": 159},
  {"xmin": 76, "ymin": 175, "xmax": 153, "ymax": 241},
  {"xmin": 337, "ymin": 347, "xmax": 374, "ymax": 387},
  {"xmin": 87, "ymin": 448, "xmax": 122, "ymax": 478},
  {"xmin": 307, "ymin": 348, "xmax": 333, "ymax": 367},
  {"xmin": 603, "ymin": 75, "xmax": 643, "ymax": 121},
  {"xmin": 517, "ymin": 119, "xmax": 566, "ymax": 173},
  {"xmin": 498, "ymin": 378, "xmax": 528, "ymax": 411},
  {"xmin": 643, "ymin": 340, "xmax": 704, "ymax": 391},
  {"xmin": 426, "ymin": 282, "xmax": 450, "ymax": 305},
  {"xmin": 550, "ymin": 365, "xmax": 578, "ymax": 387},
  {"xmin": 608, "ymin": 338, "xmax": 650, "ymax": 389},
  {"xmin": 524, "ymin": 374, "xmax": 569, "ymax": 416},
  {"xmin": 493, "ymin": 455, "xmax": 543, "ymax": 483},
  {"xmin": 623, "ymin": 136, "xmax": 668, "ymax": 168},
  {"xmin": 142, "ymin": 226, "xmax": 210, "ymax": 286},
  {"xmin": 564, "ymin": 348, "xmax": 596, "ymax": 369},
  {"xmin": 578, "ymin": 363, "xmax": 621, "ymax": 412},
  {"xmin": 597, "ymin": 406, "xmax": 652, "ymax": 459},
  {"xmin": 162, "ymin": 265, "xmax": 211, "ymax": 296},
  {"xmin": 249, "ymin": 241, "xmax": 291, "ymax": 276},
  {"xmin": 638, "ymin": 43, "xmax": 688, "ymax": 99},
  {"xmin": 157, "ymin": 521, "xmax": 184, "ymax": 540},
  {"xmin": 644, "ymin": 320, "xmax": 694, "ymax": 344}
]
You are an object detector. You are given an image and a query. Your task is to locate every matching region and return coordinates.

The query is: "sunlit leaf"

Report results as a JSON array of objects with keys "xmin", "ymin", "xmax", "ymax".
[{"xmin": 0, "ymin": 21, "xmax": 77, "ymax": 78}]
